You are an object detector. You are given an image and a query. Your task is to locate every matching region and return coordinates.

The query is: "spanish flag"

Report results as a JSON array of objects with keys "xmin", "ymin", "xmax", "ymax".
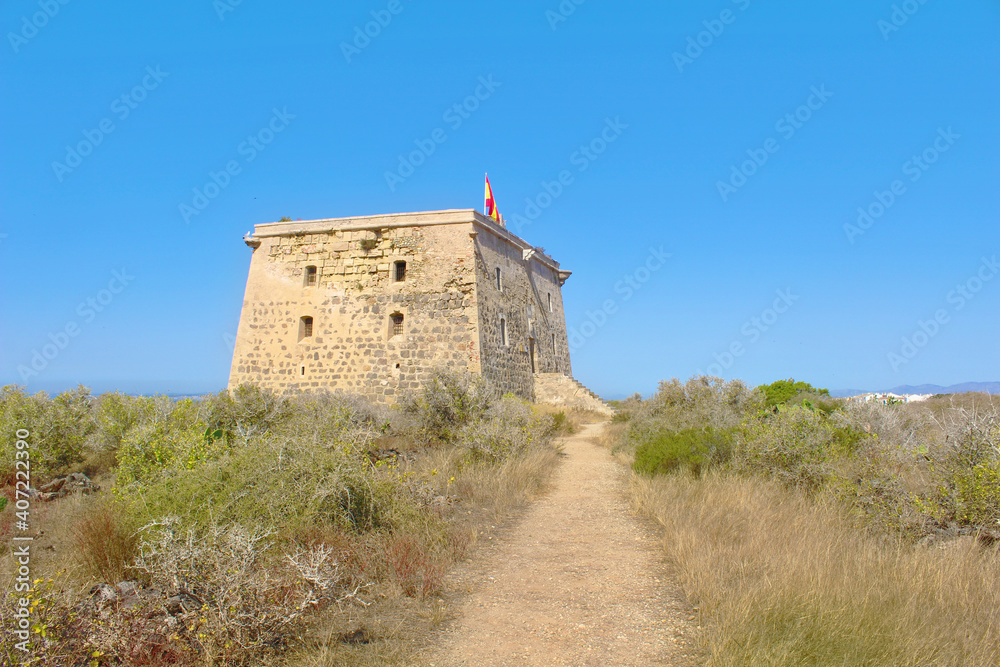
[{"xmin": 484, "ymin": 174, "xmax": 502, "ymax": 224}]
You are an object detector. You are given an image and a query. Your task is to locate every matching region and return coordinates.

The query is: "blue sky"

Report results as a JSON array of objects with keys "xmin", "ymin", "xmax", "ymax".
[{"xmin": 1, "ymin": 0, "xmax": 997, "ymax": 398}]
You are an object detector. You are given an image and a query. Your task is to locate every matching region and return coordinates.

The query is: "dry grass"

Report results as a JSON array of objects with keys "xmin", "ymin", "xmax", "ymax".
[
  {"xmin": 289, "ymin": 588, "xmax": 452, "ymax": 667},
  {"xmin": 0, "ymin": 487, "xmax": 107, "ymax": 584},
  {"xmin": 449, "ymin": 447, "xmax": 561, "ymax": 518},
  {"xmin": 284, "ymin": 439, "xmax": 562, "ymax": 667},
  {"xmin": 631, "ymin": 472, "xmax": 1000, "ymax": 667},
  {"xmin": 532, "ymin": 404, "xmax": 607, "ymax": 435},
  {"xmin": 72, "ymin": 499, "xmax": 140, "ymax": 583},
  {"xmin": 599, "ymin": 421, "xmax": 630, "ymax": 458}
]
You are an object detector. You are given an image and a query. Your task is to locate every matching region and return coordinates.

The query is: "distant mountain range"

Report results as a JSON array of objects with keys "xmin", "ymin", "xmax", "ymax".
[{"xmin": 829, "ymin": 382, "xmax": 1000, "ymax": 398}]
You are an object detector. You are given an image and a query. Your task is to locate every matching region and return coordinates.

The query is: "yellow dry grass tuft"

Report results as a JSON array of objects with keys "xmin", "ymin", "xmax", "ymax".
[
  {"xmin": 631, "ymin": 472, "xmax": 1000, "ymax": 667},
  {"xmin": 72, "ymin": 499, "xmax": 140, "ymax": 584},
  {"xmin": 449, "ymin": 447, "xmax": 561, "ymax": 518}
]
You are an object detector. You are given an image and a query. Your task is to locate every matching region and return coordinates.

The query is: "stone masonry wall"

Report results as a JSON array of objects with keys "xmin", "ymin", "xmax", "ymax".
[
  {"xmin": 534, "ymin": 373, "xmax": 614, "ymax": 416},
  {"xmin": 228, "ymin": 221, "xmax": 480, "ymax": 404},
  {"xmin": 473, "ymin": 227, "xmax": 572, "ymax": 399}
]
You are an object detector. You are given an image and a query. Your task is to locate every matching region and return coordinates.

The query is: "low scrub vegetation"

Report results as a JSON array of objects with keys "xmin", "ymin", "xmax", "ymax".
[
  {"xmin": 614, "ymin": 376, "xmax": 1000, "ymax": 665},
  {"xmin": 632, "ymin": 427, "xmax": 733, "ymax": 477},
  {"xmin": 0, "ymin": 371, "xmax": 563, "ymax": 666}
]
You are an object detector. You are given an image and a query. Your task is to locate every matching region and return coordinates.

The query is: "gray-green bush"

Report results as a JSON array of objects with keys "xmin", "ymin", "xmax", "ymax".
[
  {"xmin": 618, "ymin": 376, "xmax": 1000, "ymax": 539},
  {"xmin": 400, "ymin": 369, "xmax": 494, "ymax": 441},
  {"xmin": 0, "ymin": 385, "xmax": 96, "ymax": 478},
  {"xmin": 457, "ymin": 395, "xmax": 553, "ymax": 462}
]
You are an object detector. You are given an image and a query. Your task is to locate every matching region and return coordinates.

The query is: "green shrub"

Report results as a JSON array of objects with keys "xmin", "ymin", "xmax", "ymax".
[
  {"xmin": 911, "ymin": 402, "xmax": 1000, "ymax": 529},
  {"xmin": 115, "ymin": 389, "xmax": 414, "ymax": 535},
  {"xmin": 551, "ymin": 411, "xmax": 567, "ymax": 433},
  {"xmin": 621, "ymin": 375, "xmax": 1000, "ymax": 541},
  {"xmin": 738, "ymin": 406, "xmax": 868, "ymax": 492},
  {"xmin": 938, "ymin": 460, "xmax": 1000, "ymax": 528},
  {"xmin": 0, "ymin": 385, "xmax": 96, "ymax": 479},
  {"xmin": 789, "ymin": 394, "xmax": 840, "ymax": 415},
  {"xmin": 0, "ymin": 386, "xmax": 38, "ymax": 479},
  {"xmin": 456, "ymin": 396, "xmax": 553, "ymax": 462},
  {"xmin": 111, "ymin": 394, "xmax": 227, "ymax": 484},
  {"xmin": 400, "ymin": 369, "xmax": 493, "ymax": 441},
  {"xmin": 94, "ymin": 392, "xmax": 155, "ymax": 452},
  {"xmin": 633, "ymin": 427, "xmax": 734, "ymax": 477},
  {"xmin": 124, "ymin": 433, "xmax": 399, "ymax": 536},
  {"xmin": 42, "ymin": 386, "xmax": 96, "ymax": 470},
  {"xmin": 205, "ymin": 383, "xmax": 292, "ymax": 444},
  {"xmin": 632, "ymin": 376, "xmax": 763, "ymax": 437},
  {"xmin": 760, "ymin": 379, "xmax": 830, "ymax": 409},
  {"xmin": 115, "ymin": 422, "xmax": 221, "ymax": 488},
  {"xmin": 274, "ymin": 390, "xmax": 389, "ymax": 449},
  {"xmin": 957, "ymin": 460, "xmax": 1000, "ymax": 527}
]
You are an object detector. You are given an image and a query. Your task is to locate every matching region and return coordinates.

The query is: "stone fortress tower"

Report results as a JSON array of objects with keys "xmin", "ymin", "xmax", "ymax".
[{"xmin": 229, "ymin": 209, "xmax": 612, "ymax": 412}]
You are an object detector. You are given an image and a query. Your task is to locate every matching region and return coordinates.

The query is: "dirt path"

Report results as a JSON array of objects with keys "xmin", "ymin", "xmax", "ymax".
[{"xmin": 422, "ymin": 422, "xmax": 697, "ymax": 666}]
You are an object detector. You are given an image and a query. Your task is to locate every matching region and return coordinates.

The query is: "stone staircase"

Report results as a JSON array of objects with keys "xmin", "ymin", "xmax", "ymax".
[{"xmin": 533, "ymin": 373, "xmax": 615, "ymax": 416}]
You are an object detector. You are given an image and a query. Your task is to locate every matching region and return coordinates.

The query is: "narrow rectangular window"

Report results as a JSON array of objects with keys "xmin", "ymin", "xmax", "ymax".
[
  {"xmin": 391, "ymin": 313, "xmax": 404, "ymax": 337},
  {"xmin": 305, "ymin": 265, "xmax": 317, "ymax": 287},
  {"xmin": 299, "ymin": 316, "xmax": 313, "ymax": 341},
  {"xmin": 552, "ymin": 332, "xmax": 556, "ymax": 353},
  {"xmin": 547, "ymin": 292, "xmax": 552, "ymax": 312},
  {"xmin": 496, "ymin": 267, "xmax": 502, "ymax": 291},
  {"xmin": 500, "ymin": 317, "xmax": 507, "ymax": 346},
  {"xmin": 394, "ymin": 260, "xmax": 407, "ymax": 282}
]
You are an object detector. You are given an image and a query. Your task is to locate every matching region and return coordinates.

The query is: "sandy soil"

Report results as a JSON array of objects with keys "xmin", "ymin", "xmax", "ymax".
[{"xmin": 422, "ymin": 422, "xmax": 697, "ymax": 666}]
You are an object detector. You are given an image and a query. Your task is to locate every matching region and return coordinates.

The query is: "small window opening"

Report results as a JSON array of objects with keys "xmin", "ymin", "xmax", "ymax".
[
  {"xmin": 547, "ymin": 292, "xmax": 552, "ymax": 312},
  {"xmin": 496, "ymin": 267, "xmax": 502, "ymax": 291},
  {"xmin": 304, "ymin": 265, "xmax": 317, "ymax": 287},
  {"xmin": 391, "ymin": 313, "xmax": 404, "ymax": 338},
  {"xmin": 552, "ymin": 332, "xmax": 556, "ymax": 353},
  {"xmin": 500, "ymin": 317, "xmax": 507, "ymax": 346},
  {"xmin": 300, "ymin": 365, "xmax": 306, "ymax": 376},
  {"xmin": 394, "ymin": 261, "xmax": 407, "ymax": 282},
  {"xmin": 299, "ymin": 316, "xmax": 313, "ymax": 341}
]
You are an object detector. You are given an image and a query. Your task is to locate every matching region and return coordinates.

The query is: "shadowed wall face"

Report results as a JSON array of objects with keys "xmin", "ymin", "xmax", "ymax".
[{"xmin": 473, "ymin": 229, "xmax": 572, "ymax": 398}]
